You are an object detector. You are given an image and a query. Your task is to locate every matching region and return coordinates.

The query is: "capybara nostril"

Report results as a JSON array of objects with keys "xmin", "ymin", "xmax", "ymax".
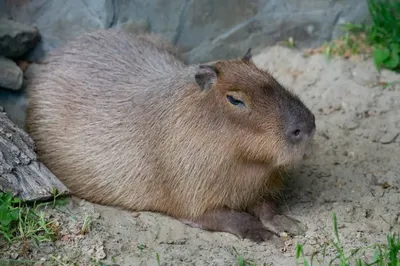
[{"xmin": 285, "ymin": 120, "xmax": 315, "ymax": 144}]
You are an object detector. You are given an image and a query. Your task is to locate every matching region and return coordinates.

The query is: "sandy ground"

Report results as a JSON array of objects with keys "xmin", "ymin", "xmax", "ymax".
[{"xmin": 1, "ymin": 45, "xmax": 400, "ymax": 266}]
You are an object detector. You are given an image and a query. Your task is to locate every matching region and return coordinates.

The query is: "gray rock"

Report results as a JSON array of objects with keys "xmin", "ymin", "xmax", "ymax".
[
  {"xmin": 0, "ymin": 18, "xmax": 40, "ymax": 58},
  {"xmin": 0, "ymin": 0, "xmax": 370, "ymax": 64},
  {"xmin": 380, "ymin": 131, "xmax": 399, "ymax": 144},
  {"xmin": 0, "ymin": 57, "xmax": 23, "ymax": 91},
  {"xmin": 180, "ymin": 0, "xmax": 371, "ymax": 63},
  {"xmin": 343, "ymin": 119, "xmax": 360, "ymax": 130},
  {"xmin": 23, "ymin": 62, "xmax": 41, "ymax": 81}
]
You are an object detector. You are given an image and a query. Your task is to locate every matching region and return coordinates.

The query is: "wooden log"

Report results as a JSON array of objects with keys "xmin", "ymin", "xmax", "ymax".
[{"xmin": 0, "ymin": 108, "xmax": 70, "ymax": 202}]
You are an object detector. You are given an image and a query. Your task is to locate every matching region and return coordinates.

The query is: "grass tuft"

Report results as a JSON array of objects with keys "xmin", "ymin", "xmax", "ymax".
[
  {"xmin": 0, "ymin": 190, "xmax": 68, "ymax": 249},
  {"xmin": 366, "ymin": 0, "xmax": 400, "ymax": 72},
  {"xmin": 80, "ymin": 213, "xmax": 93, "ymax": 235},
  {"xmin": 305, "ymin": 0, "xmax": 400, "ymax": 72},
  {"xmin": 296, "ymin": 212, "xmax": 400, "ymax": 266}
]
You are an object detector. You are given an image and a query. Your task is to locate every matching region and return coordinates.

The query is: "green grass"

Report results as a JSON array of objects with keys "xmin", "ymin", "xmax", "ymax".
[
  {"xmin": 0, "ymin": 190, "xmax": 68, "ymax": 248},
  {"xmin": 365, "ymin": 0, "xmax": 400, "ymax": 72},
  {"xmin": 80, "ymin": 213, "xmax": 93, "ymax": 235},
  {"xmin": 304, "ymin": 26, "xmax": 374, "ymax": 61},
  {"xmin": 233, "ymin": 246, "xmax": 259, "ymax": 266},
  {"xmin": 305, "ymin": 0, "xmax": 400, "ymax": 73},
  {"xmin": 296, "ymin": 213, "xmax": 400, "ymax": 266},
  {"xmin": 0, "ymin": 191, "xmax": 65, "ymax": 265},
  {"xmin": 0, "ymin": 190, "xmax": 107, "ymax": 265},
  {"xmin": 156, "ymin": 252, "xmax": 161, "ymax": 266}
]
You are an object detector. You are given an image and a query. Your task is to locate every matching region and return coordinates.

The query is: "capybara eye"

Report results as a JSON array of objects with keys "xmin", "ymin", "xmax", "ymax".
[{"xmin": 226, "ymin": 95, "xmax": 245, "ymax": 107}]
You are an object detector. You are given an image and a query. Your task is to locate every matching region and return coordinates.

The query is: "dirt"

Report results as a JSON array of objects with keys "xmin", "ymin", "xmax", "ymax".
[{"xmin": 1, "ymin": 45, "xmax": 400, "ymax": 266}]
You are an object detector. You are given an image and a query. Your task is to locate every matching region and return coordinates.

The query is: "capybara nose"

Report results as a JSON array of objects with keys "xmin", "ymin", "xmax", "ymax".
[{"xmin": 285, "ymin": 113, "xmax": 316, "ymax": 144}]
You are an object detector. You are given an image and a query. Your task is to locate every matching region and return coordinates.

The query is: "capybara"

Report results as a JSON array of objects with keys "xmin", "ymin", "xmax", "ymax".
[{"xmin": 25, "ymin": 29, "xmax": 316, "ymax": 242}]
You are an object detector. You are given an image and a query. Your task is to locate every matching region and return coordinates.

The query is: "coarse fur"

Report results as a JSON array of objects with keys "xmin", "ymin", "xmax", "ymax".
[{"xmin": 26, "ymin": 29, "xmax": 314, "ymax": 222}]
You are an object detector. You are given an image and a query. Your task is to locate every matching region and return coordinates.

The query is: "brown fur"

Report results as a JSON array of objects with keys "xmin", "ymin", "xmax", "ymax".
[{"xmin": 25, "ymin": 29, "xmax": 314, "ymax": 223}]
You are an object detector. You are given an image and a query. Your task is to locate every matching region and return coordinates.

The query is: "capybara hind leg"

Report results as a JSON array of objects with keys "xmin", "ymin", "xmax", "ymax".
[
  {"xmin": 180, "ymin": 209, "xmax": 273, "ymax": 242},
  {"xmin": 248, "ymin": 199, "xmax": 307, "ymax": 237}
]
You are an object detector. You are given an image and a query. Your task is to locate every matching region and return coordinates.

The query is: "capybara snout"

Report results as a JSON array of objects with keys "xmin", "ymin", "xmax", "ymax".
[{"xmin": 284, "ymin": 105, "xmax": 316, "ymax": 144}]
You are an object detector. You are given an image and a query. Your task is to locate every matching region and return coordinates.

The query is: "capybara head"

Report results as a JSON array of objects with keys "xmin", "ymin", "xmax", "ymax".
[{"xmin": 194, "ymin": 49, "xmax": 315, "ymax": 168}]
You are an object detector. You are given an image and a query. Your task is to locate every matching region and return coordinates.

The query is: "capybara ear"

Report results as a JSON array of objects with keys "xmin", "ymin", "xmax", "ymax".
[
  {"xmin": 195, "ymin": 65, "xmax": 219, "ymax": 90},
  {"xmin": 242, "ymin": 48, "xmax": 252, "ymax": 62}
]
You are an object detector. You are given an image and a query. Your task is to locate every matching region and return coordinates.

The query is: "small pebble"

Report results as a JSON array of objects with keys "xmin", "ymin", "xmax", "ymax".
[
  {"xmin": 354, "ymin": 128, "xmax": 363, "ymax": 136},
  {"xmin": 95, "ymin": 246, "xmax": 106, "ymax": 260},
  {"xmin": 92, "ymin": 212, "xmax": 101, "ymax": 219},
  {"xmin": 0, "ymin": 57, "xmax": 23, "ymax": 90},
  {"xmin": 380, "ymin": 132, "xmax": 399, "ymax": 144},
  {"xmin": 343, "ymin": 120, "xmax": 359, "ymax": 130},
  {"xmin": 309, "ymin": 239, "xmax": 317, "ymax": 245},
  {"xmin": 280, "ymin": 232, "xmax": 289, "ymax": 238},
  {"xmin": 302, "ymin": 244, "xmax": 314, "ymax": 256},
  {"xmin": 333, "ymin": 104, "xmax": 342, "ymax": 111}
]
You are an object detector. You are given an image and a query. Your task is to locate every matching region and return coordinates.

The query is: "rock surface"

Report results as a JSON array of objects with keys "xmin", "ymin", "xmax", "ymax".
[
  {"xmin": 0, "ymin": 17, "xmax": 40, "ymax": 58},
  {"xmin": 0, "ymin": 57, "xmax": 23, "ymax": 90},
  {"xmin": 0, "ymin": 0, "xmax": 370, "ymax": 64}
]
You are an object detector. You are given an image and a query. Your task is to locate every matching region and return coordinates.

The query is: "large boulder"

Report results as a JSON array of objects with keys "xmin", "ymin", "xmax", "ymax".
[
  {"xmin": 0, "ymin": 57, "xmax": 23, "ymax": 91},
  {"xmin": 0, "ymin": 0, "xmax": 370, "ymax": 64},
  {"xmin": 179, "ymin": 0, "xmax": 371, "ymax": 63}
]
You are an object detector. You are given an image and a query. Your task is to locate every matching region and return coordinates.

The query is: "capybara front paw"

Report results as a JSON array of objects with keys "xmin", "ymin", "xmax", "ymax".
[
  {"xmin": 262, "ymin": 214, "xmax": 307, "ymax": 237},
  {"xmin": 242, "ymin": 226, "xmax": 274, "ymax": 243}
]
